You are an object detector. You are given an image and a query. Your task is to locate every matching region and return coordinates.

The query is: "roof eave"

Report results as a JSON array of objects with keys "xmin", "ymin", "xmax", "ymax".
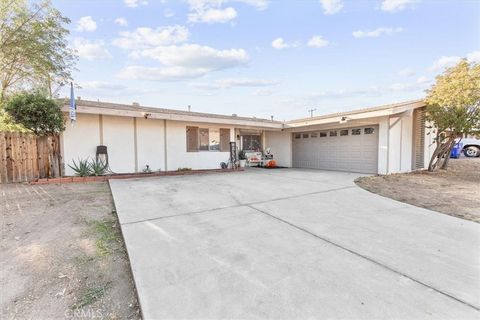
[{"xmin": 61, "ymin": 105, "xmax": 285, "ymax": 130}]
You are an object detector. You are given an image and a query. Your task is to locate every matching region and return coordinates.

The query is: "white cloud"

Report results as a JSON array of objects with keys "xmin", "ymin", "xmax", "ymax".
[
  {"xmin": 398, "ymin": 67, "xmax": 415, "ymax": 77},
  {"xmin": 353, "ymin": 27, "xmax": 403, "ymax": 38},
  {"xmin": 307, "ymin": 35, "xmax": 329, "ymax": 48},
  {"xmin": 319, "ymin": 0, "xmax": 343, "ymax": 15},
  {"xmin": 235, "ymin": 0, "xmax": 269, "ymax": 10},
  {"xmin": 131, "ymin": 44, "xmax": 248, "ymax": 69},
  {"xmin": 467, "ymin": 50, "xmax": 480, "ymax": 63},
  {"xmin": 217, "ymin": 78, "xmax": 278, "ymax": 87},
  {"xmin": 119, "ymin": 44, "xmax": 249, "ymax": 81},
  {"xmin": 191, "ymin": 78, "xmax": 278, "ymax": 91},
  {"xmin": 188, "ymin": 7, "xmax": 237, "ymax": 24},
  {"xmin": 271, "ymin": 37, "xmax": 300, "ymax": 49},
  {"xmin": 254, "ymin": 89, "xmax": 273, "ymax": 96},
  {"xmin": 73, "ymin": 38, "xmax": 112, "ymax": 61},
  {"xmin": 124, "ymin": 0, "xmax": 148, "ymax": 8},
  {"xmin": 112, "ymin": 25, "xmax": 189, "ymax": 49},
  {"xmin": 429, "ymin": 55, "xmax": 460, "ymax": 71},
  {"xmin": 186, "ymin": 0, "xmax": 269, "ymax": 24},
  {"xmin": 118, "ymin": 66, "xmax": 208, "ymax": 81},
  {"xmin": 381, "ymin": 0, "xmax": 416, "ymax": 12},
  {"xmin": 80, "ymin": 81, "xmax": 128, "ymax": 91},
  {"xmin": 75, "ymin": 16, "xmax": 97, "ymax": 32},
  {"xmin": 416, "ymin": 76, "xmax": 430, "ymax": 84},
  {"xmin": 271, "ymin": 38, "xmax": 288, "ymax": 49},
  {"xmin": 429, "ymin": 50, "xmax": 480, "ymax": 71},
  {"xmin": 114, "ymin": 17, "xmax": 128, "ymax": 27}
]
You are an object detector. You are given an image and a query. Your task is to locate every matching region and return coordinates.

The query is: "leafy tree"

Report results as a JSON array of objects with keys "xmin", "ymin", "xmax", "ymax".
[
  {"xmin": 425, "ymin": 59, "xmax": 480, "ymax": 171},
  {"xmin": 4, "ymin": 92, "xmax": 65, "ymax": 136},
  {"xmin": 0, "ymin": 0, "xmax": 77, "ymax": 100}
]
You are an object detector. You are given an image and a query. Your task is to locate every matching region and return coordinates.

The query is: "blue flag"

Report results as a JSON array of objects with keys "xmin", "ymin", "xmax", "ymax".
[{"xmin": 69, "ymin": 82, "xmax": 76, "ymax": 122}]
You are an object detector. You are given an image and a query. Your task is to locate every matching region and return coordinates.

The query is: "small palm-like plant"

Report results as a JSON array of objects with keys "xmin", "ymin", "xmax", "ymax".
[
  {"xmin": 90, "ymin": 158, "xmax": 108, "ymax": 176},
  {"xmin": 68, "ymin": 158, "xmax": 92, "ymax": 177}
]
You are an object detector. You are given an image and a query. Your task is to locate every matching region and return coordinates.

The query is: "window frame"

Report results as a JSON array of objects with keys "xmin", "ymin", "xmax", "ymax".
[
  {"xmin": 187, "ymin": 127, "xmax": 230, "ymax": 152},
  {"xmin": 352, "ymin": 128, "xmax": 361, "ymax": 135}
]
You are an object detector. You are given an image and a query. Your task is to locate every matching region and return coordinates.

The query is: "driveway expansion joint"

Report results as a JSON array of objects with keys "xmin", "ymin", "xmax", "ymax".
[
  {"xmin": 120, "ymin": 185, "xmax": 356, "ymax": 226},
  {"xmin": 247, "ymin": 204, "xmax": 480, "ymax": 312}
]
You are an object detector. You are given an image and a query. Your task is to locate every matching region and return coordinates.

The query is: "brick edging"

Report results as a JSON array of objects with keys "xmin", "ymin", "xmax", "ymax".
[{"xmin": 30, "ymin": 168, "xmax": 244, "ymax": 185}]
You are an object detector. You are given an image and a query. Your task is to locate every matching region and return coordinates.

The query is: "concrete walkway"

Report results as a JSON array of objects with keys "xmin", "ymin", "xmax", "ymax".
[{"xmin": 109, "ymin": 169, "xmax": 480, "ymax": 319}]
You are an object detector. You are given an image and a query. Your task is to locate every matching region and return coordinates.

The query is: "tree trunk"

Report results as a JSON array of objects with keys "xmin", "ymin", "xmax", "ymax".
[{"xmin": 428, "ymin": 136, "xmax": 456, "ymax": 172}]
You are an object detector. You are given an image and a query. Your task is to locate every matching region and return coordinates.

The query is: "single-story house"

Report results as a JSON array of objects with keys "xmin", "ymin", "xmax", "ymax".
[{"xmin": 60, "ymin": 99, "xmax": 434, "ymax": 176}]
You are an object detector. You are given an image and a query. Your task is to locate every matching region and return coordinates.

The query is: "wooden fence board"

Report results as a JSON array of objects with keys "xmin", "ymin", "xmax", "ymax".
[
  {"xmin": 0, "ymin": 132, "xmax": 61, "ymax": 183},
  {"xmin": 0, "ymin": 132, "xmax": 7, "ymax": 183}
]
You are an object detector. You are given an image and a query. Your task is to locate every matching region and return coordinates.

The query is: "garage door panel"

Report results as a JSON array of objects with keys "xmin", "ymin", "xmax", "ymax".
[{"xmin": 293, "ymin": 126, "xmax": 378, "ymax": 174}]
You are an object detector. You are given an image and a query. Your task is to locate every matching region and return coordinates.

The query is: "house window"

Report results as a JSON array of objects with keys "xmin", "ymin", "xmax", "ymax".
[
  {"xmin": 340, "ymin": 129, "xmax": 348, "ymax": 136},
  {"xmin": 329, "ymin": 131, "xmax": 337, "ymax": 137},
  {"xmin": 352, "ymin": 128, "xmax": 361, "ymax": 135},
  {"xmin": 302, "ymin": 133, "xmax": 309, "ymax": 138},
  {"xmin": 294, "ymin": 133, "xmax": 301, "ymax": 139},
  {"xmin": 186, "ymin": 127, "xmax": 230, "ymax": 152},
  {"xmin": 364, "ymin": 127, "xmax": 375, "ymax": 134},
  {"xmin": 242, "ymin": 135, "xmax": 261, "ymax": 151},
  {"xmin": 199, "ymin": 128, "xmax": 209, "ymax": 151},
  {"xmin": 320, "ymin": 132, "xmax": 327, "ymax": 137},
  {"xmin": 310, "ymin": 132, "xmax": 318, "ymax": 138}
]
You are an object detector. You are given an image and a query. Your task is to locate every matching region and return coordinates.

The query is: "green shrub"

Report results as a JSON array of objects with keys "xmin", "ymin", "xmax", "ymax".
[
  {"xmin": 68, "ymin": 159, "xmax": 92, "ymax": 177},
  {"xmin": 90, "ymin": 158, "xmax": 107, "ymax": 176}
]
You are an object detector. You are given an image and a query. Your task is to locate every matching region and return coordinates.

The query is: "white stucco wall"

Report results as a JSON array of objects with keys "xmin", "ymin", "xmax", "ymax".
[
  {"xmin": 385, "ymin": 113, "xmax": 414, "ymax": 174},
  {"xmin": 62, "ymin": 113, "xmax": 101, "ymax": 176},
  {"xmin": 377, "ymin": 117, "xmax": 389, "ymax": 175},
  {"xmin": 400, "ymin": 113, "xmax": 413, "ymax": 172},
  {"xmin": 102, "ymin": 116, "xmax": 135, "ymax": 173},
  {"xmin": 136, "ymin": 118, "xmax": 165, "ymax": 172},
  {"xmin": 264, "ymin": 131, "xmax": 292, "ymax": 167},
  {"xmin": 166, "ymin": 121, "xmax": 235, "ymax": 170}
]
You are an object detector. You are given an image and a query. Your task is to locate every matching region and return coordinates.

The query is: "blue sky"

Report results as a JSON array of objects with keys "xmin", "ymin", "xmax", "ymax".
[{"xmin": 55, "ymin": 0, "xmax": 480, "ymax": 120}]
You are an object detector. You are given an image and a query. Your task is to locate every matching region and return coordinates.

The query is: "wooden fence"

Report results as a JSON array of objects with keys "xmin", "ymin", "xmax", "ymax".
[{"xmin": 0, "ymin": 132, "xmax": 62, "ymax": 183}]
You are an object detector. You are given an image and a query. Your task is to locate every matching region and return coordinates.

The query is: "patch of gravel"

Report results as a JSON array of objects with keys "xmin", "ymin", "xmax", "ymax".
[{"xmin": 1, "ymin": 182, "xmax": 140, "ymax": 319}]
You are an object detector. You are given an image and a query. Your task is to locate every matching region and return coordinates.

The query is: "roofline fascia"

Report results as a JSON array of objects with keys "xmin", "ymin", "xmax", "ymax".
[
  {"xmin": 61, "ymin": 105, "xmax": 285, "ymax": 130},
  {"xmin": 284, "ymin": 100, "xmax": 425, "ymax": 130}
]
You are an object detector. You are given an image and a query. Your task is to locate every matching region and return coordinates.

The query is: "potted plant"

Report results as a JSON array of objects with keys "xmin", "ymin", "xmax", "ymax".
[{"xmin": 238, "ymin": 150, "xmax": 247, "ymax": 168}]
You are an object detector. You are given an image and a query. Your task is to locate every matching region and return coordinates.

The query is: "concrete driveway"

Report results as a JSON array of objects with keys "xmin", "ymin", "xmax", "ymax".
[{"xmin": 109, "ymin": 169, "xmax": 480, "ymax": 319}]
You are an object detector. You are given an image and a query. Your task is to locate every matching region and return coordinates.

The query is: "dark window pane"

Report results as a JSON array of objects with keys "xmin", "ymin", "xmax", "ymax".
[
  {"xmin": 295, "ymin": 133, "xmax": 301, "ymax": 139},
  {"xmin": 242, "ymin": 135, "xmax": 261, "ymax": 151},
  {"xmin": 310, "ymin": 132, "xmax": 318, "ymax": 138},
  {"xmin": 302, "ymin": 133, "xmax": 309, "ymax": 138},
  {"xmin": 329, "ymin": 131, "xmax": 337, "ymax": 137},
  {"xmin": 209, "ymin": 128, "xmax": 220, "ymax": 151},
  {"xmin": 199, "ymin": 128, "xmax": 209, "ymax": 150},
  {"xmin": 364, "ymin": 127, "xmax": 375, "ymax": 134},
  {"xmin": 320, "ymin": 132, "xmax": 327, "ymax": 137},
  {"xmin": 340, "ymin": 129, "xmax": 348, "ymax": 136},
  {"xmin": 352, "ymin": 128, "xmax": 361, "ymax": 135}
]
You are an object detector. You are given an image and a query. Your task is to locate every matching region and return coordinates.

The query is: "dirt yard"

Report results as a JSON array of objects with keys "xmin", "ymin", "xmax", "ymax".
[
  {"xmin": 356, "ymin": 158, "xmax": 480, "ymax": 223},
  {"xmin": 1, "ymin": 182, "xmax": 140, "ymax": 319}
]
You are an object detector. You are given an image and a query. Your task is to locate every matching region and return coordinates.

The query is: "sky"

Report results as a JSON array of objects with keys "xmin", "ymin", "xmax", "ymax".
[{"xmin": 54, "ymin": 0, "xmax": 480, "ymax": 120}]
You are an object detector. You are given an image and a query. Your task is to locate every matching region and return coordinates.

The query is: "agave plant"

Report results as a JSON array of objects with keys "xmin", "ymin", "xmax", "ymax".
[
  {"xmin": 68, "ymin": 158, "xmax": 92, "ymax": 177},
  {"xmin": 90, "ymin": 158, "xmax": 108, "ymax": 176}
]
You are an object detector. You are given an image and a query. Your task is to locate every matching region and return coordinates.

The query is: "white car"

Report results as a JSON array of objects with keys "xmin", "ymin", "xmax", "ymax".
[{"xmin": 461, "ymin": 137, "xmax": 480, "ymax": 157}]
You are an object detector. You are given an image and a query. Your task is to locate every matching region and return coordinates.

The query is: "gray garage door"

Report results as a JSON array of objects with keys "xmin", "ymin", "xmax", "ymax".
[{"xmin": 292, "ymin": 126, "xmax": 379, "ymax": 173}]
